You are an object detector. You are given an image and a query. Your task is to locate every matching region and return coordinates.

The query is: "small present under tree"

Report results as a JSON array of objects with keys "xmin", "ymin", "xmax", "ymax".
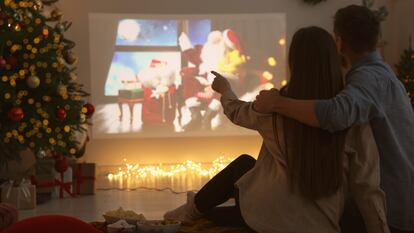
[
  {"xmin": 0, "ymin": 0, "xmax": 94, "ymax": 167},
  {"xmin": 395, "ymin": 36, "xmax": 414, "ymax": 107}
]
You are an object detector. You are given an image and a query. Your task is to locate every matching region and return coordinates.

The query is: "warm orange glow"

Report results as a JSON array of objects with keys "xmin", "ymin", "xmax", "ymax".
[
  {"xmin": 279, "ymin": 38, "xmax": 286, "ymax": 46},
  {"xmin": 281, "ymin": 79, "xmax": 288, "ymax": 87}
]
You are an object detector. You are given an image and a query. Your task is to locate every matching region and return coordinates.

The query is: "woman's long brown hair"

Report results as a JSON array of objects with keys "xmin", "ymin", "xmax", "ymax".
[{"xmin": 282, "ymin": 27, "xmax": 348, "ymax": 200}]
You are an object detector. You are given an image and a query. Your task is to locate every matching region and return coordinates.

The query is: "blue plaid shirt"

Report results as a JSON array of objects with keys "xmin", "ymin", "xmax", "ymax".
[{"xmin": 316, "ymin": 52, "xmax": 414, "ymax": 230}]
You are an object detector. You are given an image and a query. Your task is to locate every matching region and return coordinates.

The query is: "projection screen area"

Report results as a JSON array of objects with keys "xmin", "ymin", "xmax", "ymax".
[{"xmin": 89, "ymin": 13, "xmax": 286, "ymax": 138}]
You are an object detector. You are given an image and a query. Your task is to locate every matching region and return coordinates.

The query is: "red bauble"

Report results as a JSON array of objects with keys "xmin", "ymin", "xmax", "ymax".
[
  {"xmin": 0, "ymin": 58, "xmax": 6, "ymax": 68},
  {"xmin": 56, "ymin": 108, "xmax": 67, "ymax": 120},
  {"xmin": 6, "ymin": 56, "xmax": 17, "ymax": 67},
  {"xmin": 54, "ymin": 156, "xmax": 69, "ymax": 173},
  {"xmin": 84, "ymin": 103, "xmax": 95, "ymax": 117},
  {"xmin": 0, "ymin": 12, "xmax": 7, "ymax": 20},
  {"xmin": 8, "ymin": 107, "xmax": 24, "ymax": 122}
]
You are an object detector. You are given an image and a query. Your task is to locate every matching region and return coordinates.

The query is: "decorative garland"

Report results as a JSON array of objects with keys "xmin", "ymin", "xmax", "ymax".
[{"xmin": 303, "ymin": 0, "xmax": 326, "ymax": 5}]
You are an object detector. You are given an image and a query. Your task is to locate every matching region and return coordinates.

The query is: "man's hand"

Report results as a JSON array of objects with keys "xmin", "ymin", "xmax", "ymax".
[
  {"xmin": 211, "ymin": 71, "xmax": 231, "ymax": 94},
  {"xmin": 253, "ymin": 88, "xmax": 281, "ymax": 113}
]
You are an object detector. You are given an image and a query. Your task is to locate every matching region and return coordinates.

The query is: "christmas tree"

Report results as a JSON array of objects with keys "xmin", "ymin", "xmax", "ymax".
[
  {"xmin": 0, "ymin": 0, "xmax": 93, "ymax": 166},
  {"xmin": 396, "ymin": 36, "xmax": 414, "ymax": 107}
]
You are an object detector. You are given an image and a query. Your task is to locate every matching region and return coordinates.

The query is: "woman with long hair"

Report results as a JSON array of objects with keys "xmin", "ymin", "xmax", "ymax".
[{"xmin": 164, "ymin": 27, "xmax": 388, "ymax": 233}]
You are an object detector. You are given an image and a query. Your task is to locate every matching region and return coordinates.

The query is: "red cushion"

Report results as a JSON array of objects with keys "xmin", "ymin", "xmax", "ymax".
[{"xmin": 2, "ymin": 215, "xmax": 102, "ymax": 233}]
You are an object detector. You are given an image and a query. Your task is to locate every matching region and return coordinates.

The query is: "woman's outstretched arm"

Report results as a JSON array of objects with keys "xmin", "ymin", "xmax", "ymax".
[{"xmin": 211, "ymin": 71, "xmax": 270, "ymax": 131}]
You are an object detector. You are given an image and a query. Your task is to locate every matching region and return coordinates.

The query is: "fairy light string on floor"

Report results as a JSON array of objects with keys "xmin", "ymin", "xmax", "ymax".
[
  {"xmin": 100, "ymin": 157, "xmax": 234, "ymax": 194},
  {"xmin": 107, "ymin": 157, "xmax": 234, "ymax": 180}
]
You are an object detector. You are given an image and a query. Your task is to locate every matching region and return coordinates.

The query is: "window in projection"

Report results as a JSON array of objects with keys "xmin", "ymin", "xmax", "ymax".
[{"xmin": 90, "ymin": 14, "xmax": 286, "ymax": 138}]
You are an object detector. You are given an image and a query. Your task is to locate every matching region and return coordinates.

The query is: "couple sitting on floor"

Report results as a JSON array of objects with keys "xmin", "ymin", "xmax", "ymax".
[{"xmin": 164, "ymin": 5, "xmax": 414, "ymax": 233}]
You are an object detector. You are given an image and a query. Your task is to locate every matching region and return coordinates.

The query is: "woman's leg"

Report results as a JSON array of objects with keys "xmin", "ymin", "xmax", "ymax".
[
  {"xmin": 204, "ymin": 188, "xmax": 255, "ymax": 232},
  {"xmin": 195, "ymin": 154, "xmax": 256, "ymax": 213},
  {"xmin": 164, "ymin": 154, "xmax": 256, "ymax": 223}
]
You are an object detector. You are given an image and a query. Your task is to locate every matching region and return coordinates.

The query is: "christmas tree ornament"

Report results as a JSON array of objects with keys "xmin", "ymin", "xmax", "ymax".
[
  {"xmin": 8, "ymin": 107, "xmax": 24, "ymax": 122},
  {"xmin": 54, "ymin": 155, "xmax": 69, "ymax": 173},
  {"xmin": 83, "ymin": 103, "xmax": 95, "ymax": 117},
  {"xmin": 25, "ymin": 9, "xmax": 33, "ymax": 19},
  {"xmin": 36, "ymin": 150, "xmax": 47, "ymax": 159},
  {"xmin": 64, "ymin": 51, "xmax": 78, "ymax": 65},
  {"xmin": 0, "ymin": 11, "xmax": 7, "ymax": 20},
  {"xmin": 13, "ymin": 9, "xmax": 24, "ymax": 21},
  {"xmin": 26, "ymin": 75, "xmax": 40, "ymax": 88},
  {"xmin": 80, "ymin": 113, "xmax": 86, "ymax": 123},
  {"xmin": 0, "ymin": 58, "xmax": 7, "ymax": 68},
  {"xmin": 69, "ymin": 72, "xmax": 77, "ymax": 81},
  {"xmin": 56, "ymin": 107, "xmax": 67, "ymax": 120},
  {"xmin": 57, "ymin": 84, "xmax": 68, "ymax": 96},
  {"xmin": 51, "ymin": 8, "xmax": 63, "ymax": 21},
  {"xmin": 33, "ymin": 0, "xmax": 43, "ymax": 11},
  {"xmin": 55, "ymin": 22, "xmax": 65, "ymax": 33}
]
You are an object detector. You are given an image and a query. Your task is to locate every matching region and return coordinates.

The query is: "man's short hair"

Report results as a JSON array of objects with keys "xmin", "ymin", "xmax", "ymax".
[{"xmin": 334, "ymin": 5, "xmax": 380, "ymax": 53}]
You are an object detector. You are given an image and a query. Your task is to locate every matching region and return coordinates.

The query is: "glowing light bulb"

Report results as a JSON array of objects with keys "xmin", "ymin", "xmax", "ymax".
[
  {"xmin": 118, "ymin": 20, "xmax": 140, "ymax": 41},
  {"xmin": 267, "ymin": 57, "xmax": 277, "ymax": 67},
  {"xmin": 279, "ymin": 38, "xmax": 286, "ymax": 46},
  {"xmin": 262, "ymin": 71, "xmax": 273, "ymax": 81},
  {"xmin": 281, "ymin": 79, "xmax": 288, "ymax": 87}
]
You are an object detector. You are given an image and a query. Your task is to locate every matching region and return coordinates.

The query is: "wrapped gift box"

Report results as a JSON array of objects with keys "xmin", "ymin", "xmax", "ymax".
[
  {"xmin": 54, "ymin": 167, "xmax": 75, "ymax": 199},
  {"xmin": 1, "ymin": 182, "xmax": 36, "ymax": 210},
  {"xmin": 74, "ymin": 163, "xmax": 96, "ymax": 195},
  {"xmin": 32, "ymin": 173, "xmax": 56, "ymax": 193}
]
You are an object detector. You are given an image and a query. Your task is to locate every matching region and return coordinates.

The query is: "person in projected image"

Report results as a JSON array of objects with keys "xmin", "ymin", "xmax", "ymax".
[
  {"xmin": 164, "ymin": 26, "xmax": 389, "ymax": 233},
  {"xmin": 179, "ymin": 29, "xmax": 246, "ymax": 131}
]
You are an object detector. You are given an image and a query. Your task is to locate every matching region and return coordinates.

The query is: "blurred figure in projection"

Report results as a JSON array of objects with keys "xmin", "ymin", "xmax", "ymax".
[
  {"xmin": 179, "ymin": 29, "xmax": 246, "ymax": 131},
  {"xmin": 137, "ymin": 59, "xmax": 177, "ymax": 131}
]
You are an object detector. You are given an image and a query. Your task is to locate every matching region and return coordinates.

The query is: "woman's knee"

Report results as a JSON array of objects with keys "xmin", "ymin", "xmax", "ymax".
[{"xmin": 235, "ymin": 154, "xmax": 256, "ymax": 168}]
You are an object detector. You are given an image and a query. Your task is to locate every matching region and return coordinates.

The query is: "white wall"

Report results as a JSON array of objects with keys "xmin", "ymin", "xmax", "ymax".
[{"xmin": 58, "ymin": 0, "xmax": 414, "ymax": 166}]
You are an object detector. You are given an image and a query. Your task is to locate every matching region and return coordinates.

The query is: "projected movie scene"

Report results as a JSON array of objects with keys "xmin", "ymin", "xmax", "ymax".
[{"xmin": 90, "ymin": 14, "xmax": 286, "ymax": 138}]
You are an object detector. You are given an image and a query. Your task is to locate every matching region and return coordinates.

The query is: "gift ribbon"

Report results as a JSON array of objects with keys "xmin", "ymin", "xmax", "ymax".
[
  {"xmin": 74, "ymin": 164, "xmax": 96, "ymax": 195},
  {"xmin": 56, "ymin": 172, "xmax": 75, "ymax": 198},
  {"xmin": 31, "ymin": 174, "xmax": 75, "ymax": 199},
  {"xmin": 30, "ymin": 176, "xmax": 57, "ymax": 189}
]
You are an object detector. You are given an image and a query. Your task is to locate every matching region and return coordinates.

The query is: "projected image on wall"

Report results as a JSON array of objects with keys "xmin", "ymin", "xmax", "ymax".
[{"xmin": 89, "ymin": 14, "xmax": 286, "ymax": 138}]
